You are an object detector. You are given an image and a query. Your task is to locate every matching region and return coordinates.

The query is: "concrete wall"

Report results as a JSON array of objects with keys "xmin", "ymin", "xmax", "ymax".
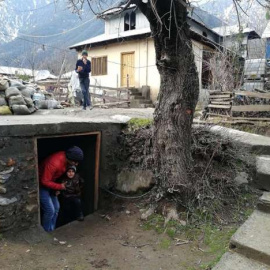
[
  {"xmin": 0, "ymin": 121, "xmax": 124, "ymax": 232},
  {"xmin": 0, "ymin": 137, "xmax": 38, "ymax": 232},
  {"xmin": 86, "ymin": 38, "xmax": 204, "ymax": 102}
]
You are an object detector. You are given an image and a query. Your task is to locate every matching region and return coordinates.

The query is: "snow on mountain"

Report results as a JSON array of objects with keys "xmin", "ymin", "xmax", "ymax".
[{"xmin": 0, "ymin": 0, "xmax": 103, "ymax": 68}]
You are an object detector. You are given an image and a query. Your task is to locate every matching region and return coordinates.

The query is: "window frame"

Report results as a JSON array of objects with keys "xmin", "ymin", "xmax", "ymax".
[{"xmin": 91, "ymin": 56, "xmax": 108, "ymax": 76}]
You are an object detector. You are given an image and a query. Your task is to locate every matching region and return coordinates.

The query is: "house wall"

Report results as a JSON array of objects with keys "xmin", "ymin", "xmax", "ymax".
[
  {"xmin": 86, "ymin": 38, "xmax": 204, "ymax": 102},
  {"xmin": 105, "ymin": 10, "xmax": 150, "ymax": 35}
]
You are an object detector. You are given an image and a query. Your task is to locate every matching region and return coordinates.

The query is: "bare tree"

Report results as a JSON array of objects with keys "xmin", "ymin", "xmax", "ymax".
[
  {"xmin": 67, "ymin": 0, "xmax": 199, "ymax": 192},
  {"xmin": 65, "ymin": 0, "xmax": 270, "ymax": 193}
]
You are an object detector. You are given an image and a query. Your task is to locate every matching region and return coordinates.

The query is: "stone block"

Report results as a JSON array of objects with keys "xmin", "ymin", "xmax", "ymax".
[
  {"xmin": 0, "ymin": 196, "xmax": 17, "ymax": 206},
  {"xmin": 116, "ymin": 169, "xmax": 154, "ymax": 193},
  {"xmin": 213, "ymin": 252, "xmax": 269, "ymax": 270},
  {"xmin": 256, "ymin": 156, "xmax": 270, "ymax": 191},
  {"xmin": 0, "ymin": 186, "xmax": 7, "ymax": 194},
  {"xmin": 234, "ymin": 172, "xmax": 249, "ymax": 186},
  {"xmin": 231, "ymin": 210, "xmax": 270, "ymax": 265},
  {"xmin": 26, "ymin": 204, "xmax": 38, "ymax": 213},
  {"xmin": 257, "ymin": 192, "xmax": 270, "ymax": 213}
]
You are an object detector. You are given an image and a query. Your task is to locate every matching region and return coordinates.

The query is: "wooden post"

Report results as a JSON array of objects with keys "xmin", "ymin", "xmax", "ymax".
[{"xmin": 56, "ymin": 54, "xmax": 66, "ymax": 101}]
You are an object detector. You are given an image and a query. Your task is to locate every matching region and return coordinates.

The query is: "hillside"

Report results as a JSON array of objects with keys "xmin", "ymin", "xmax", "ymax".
[{"xmin": 0, "ymin": 0, "xmax": 103, "ymax": 71}]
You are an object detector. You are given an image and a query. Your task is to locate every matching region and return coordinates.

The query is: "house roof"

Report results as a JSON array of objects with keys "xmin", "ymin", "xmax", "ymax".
[
  {"xmin": 69, "ymin": 27, "xmax": 151, "ymax": 49},
  {"xmin": 212, "ymin": 25, "xmax": 260, "ymax": 39},
  {"xmin": 0, "ymin": 66, "xmax": 37, "ymax": 77},
  {"xmin": 0, "ymin": 66, "xmax": 56, "ymax": 80},
  {"xmin": 262, "ymin": 21, "xmax": 270, "ymax": 38},
  {"xmin": 99, "ymin": 3, "xmax": 137, "ymax": 18}
]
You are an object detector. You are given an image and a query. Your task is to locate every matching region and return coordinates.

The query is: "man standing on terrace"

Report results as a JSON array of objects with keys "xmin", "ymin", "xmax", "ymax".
[{"xmin": 75, "ymin": 50, "xmax": 93, "ymax": 110}]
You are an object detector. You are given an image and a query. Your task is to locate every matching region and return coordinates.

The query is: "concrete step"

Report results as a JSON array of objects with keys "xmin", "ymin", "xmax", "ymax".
[
  {"xmin": 230, "ymin": 210, "xmax": 270, "ymax": 265},
  {"xmin": 130, "ymin": 96, "xmax": 146, "ymax": 100},
  {"xmin": 257, "ymin": 192, "xmax": 270, "ymax": 213},
  {"xmin": 128, "ymin": 88, "xmax": 139, "ymax": 94},
  {"xmin": 130, "ymin": 92, "xmax": 142, "ymax": 96},
  {"xmin": 256, "ymin": 156, "xmax": 270, "ymax": 191},
  {"xmin": 213, "ymin": 252, "xmax": 269, "ymax": 270},
  {"xmin": 130, "ymin": 100, "xmax": 154, "ymax": 108}
]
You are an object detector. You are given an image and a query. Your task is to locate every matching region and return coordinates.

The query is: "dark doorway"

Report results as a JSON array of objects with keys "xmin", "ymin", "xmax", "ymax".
[{"xmin": 36, "ymin": 132, "xmax": 101, "ymax": 227}]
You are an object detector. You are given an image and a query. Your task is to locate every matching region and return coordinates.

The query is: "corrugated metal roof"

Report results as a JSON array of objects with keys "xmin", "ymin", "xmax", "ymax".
[
  {"xmin": 0, "ymin": 66, "xmax": 37, "ymax": 76},
  {"xmin": 0, "ymin": 66, "xmax": 56, "ymax": 81}
]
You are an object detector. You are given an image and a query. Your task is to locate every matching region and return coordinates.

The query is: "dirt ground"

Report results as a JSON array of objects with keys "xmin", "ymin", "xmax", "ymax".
[{"xmin": 0, "ymin": 202, "xmax": 219, "ymax": 270}]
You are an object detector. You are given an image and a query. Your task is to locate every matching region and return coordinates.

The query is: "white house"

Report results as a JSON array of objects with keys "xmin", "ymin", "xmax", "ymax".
[{"xmin": 69, "ymin": 5, "xmax": 256, "ymax": 102}]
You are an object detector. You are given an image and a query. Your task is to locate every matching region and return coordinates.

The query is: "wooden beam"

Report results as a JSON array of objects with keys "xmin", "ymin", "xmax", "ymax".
[
  {"xmin": 94, "ymin": 132, "xmax": 101, "ymax": 211},
  {"xmin": 231, "ymin": 117, "xmax": 270, "ymax": 121},
  {"xmin": 232, "ymin": 105, "xmax": 270, "ymax": 112},
  {"xmin": 206, "ymin": 113, "xmax": 229, "ymax": 118},
  {"xmin": 90, "ymin": 84, "xmax": 129, "ymax": 92},
  {"xmin": 209, "ymin": 91, "xmax": 233, "ymax": 94},
  {"xmin": 235, "ymin": 91, "xmax": 270, "ymax": 99},
  {"xmin": 208, "ymin": 104, "xmax": 231, "ymax": 109},
  {"xmin": 210, "ymin": 101, "xmax": 232, "ymax": 105},
  {"xmin": 209, "ymin": 94, "xmax": 231, "ymax": 99}
]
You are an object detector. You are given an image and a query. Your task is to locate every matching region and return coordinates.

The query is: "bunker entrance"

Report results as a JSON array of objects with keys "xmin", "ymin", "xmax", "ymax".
[{"xmin": 36, "ymin": 132, "xmax": 101, "ymax": 228}]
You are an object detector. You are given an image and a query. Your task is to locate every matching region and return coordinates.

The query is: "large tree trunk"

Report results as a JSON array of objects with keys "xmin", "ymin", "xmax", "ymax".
[{"xmin": 136, "ymin": 0, "xmax": 199, "ymax": 191}]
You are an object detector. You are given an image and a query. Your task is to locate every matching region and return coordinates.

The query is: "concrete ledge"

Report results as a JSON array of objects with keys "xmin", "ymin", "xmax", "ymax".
[
  {"xmin": 213, "ymin": 252, "xmax": 269, "ymax": 270},
  {"xmin": 0, "ymin": 115, "xmax": 125, "ymax": 137},
  {"xmin": 230, "ymin": 210, "xmax": 270, "ymax": 265},
  {"xmin": 256, "ymin": 156, "xmax": 270, "ymax": 191},
  {"xmin": 208, "ymin": 126, "xmax": 270, "ymax": 155}
]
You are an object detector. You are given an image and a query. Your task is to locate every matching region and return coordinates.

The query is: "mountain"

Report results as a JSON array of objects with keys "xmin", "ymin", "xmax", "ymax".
[
  {"xmin": 198, "ymin": 0, "xmax": 268, "ymax": 35},
  {"xmin": 0, "ymin": 0, "xmax": 104, "ymax": 71},
  {"xmin": 0, "ymin": 0, "xmax": 268, "ymax": 72}
]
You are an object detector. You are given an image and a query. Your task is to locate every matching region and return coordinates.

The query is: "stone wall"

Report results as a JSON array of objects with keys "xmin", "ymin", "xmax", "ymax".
[{"xmin": 0, "ymin": 137, "xmax": 38, "ymax": 232}]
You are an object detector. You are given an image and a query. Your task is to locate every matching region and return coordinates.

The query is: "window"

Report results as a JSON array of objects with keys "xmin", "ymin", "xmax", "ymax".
[
  {"xmin": 91, "ymin": 56, "xmax": 107, "ymax": 76},
  {"xmin": 124, "ymin": 11, "xmax": 136, "ymax": 31}
]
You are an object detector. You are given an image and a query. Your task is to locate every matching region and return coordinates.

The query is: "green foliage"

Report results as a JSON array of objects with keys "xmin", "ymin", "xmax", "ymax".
[
  {"xmin": 142, "ymin": 214, "xmax": 165, "ymax": 234},
  {"xmin": 159, "ymin": 238, "xmax": 171, "ymax": 249},
  {"xmin": 17, "ymin": 74, "xmax": 31, "ymax": 81},
  {"xmin": 127, "ymin": 118, "xmax": 153, "ymax": 131},
  {"xmin": 200, "ymin": 226, "xmax": 237, "ymax": 269},
  {"xmin": 266, "ymin": 10, "xmax": 270, "ymax": 20}
]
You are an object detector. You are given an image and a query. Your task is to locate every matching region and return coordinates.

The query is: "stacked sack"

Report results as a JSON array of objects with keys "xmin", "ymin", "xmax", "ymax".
[
  {"xmin": 0, "ymin": 77, "xmax": 63, "ymax": 115},
  {"xmin": 0, "ymin": 78, "xmax": 12, "ymax": 115},
  {"xmin": 3, "ymin": 79, "xmax": 37, "ymax": 115}
]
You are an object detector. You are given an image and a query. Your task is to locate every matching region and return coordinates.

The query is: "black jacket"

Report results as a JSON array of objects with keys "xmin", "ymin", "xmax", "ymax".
[
  {"xmin": 60, "ymin": 174, "xmax": 84, "ymax": 198},
  {"xmin": 75, "ymin": 59, "xmax": 91, "ymax": 78}
]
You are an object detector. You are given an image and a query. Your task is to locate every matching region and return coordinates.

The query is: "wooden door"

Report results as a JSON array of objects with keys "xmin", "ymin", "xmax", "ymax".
[{"xmin": 121, "ymin": 52, "xmax": 135, "ymax": 87}]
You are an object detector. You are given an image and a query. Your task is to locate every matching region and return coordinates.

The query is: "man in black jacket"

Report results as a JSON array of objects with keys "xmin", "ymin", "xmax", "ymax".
[{"xmin": 75, "ymin": 50, "xmax": 92, "ymax": 110}]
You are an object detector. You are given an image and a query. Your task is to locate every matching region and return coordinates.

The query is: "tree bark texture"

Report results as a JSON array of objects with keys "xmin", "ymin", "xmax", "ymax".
[{"xmin": 135, "ymin": 0, "xmax": 199, "ymax": 191}]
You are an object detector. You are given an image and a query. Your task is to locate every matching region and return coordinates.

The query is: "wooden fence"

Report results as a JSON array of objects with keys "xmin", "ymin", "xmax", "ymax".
[
  {"xmin": 90, "ymin": 84, "xmax": 130, "ymax": 108},
  {"xmin": 37, "ymin": 80, "xmax": 131, "ymax": 108},
  {"xmin": 204, "ymin": 90, "xmax": 270, "ymax": 121}
]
